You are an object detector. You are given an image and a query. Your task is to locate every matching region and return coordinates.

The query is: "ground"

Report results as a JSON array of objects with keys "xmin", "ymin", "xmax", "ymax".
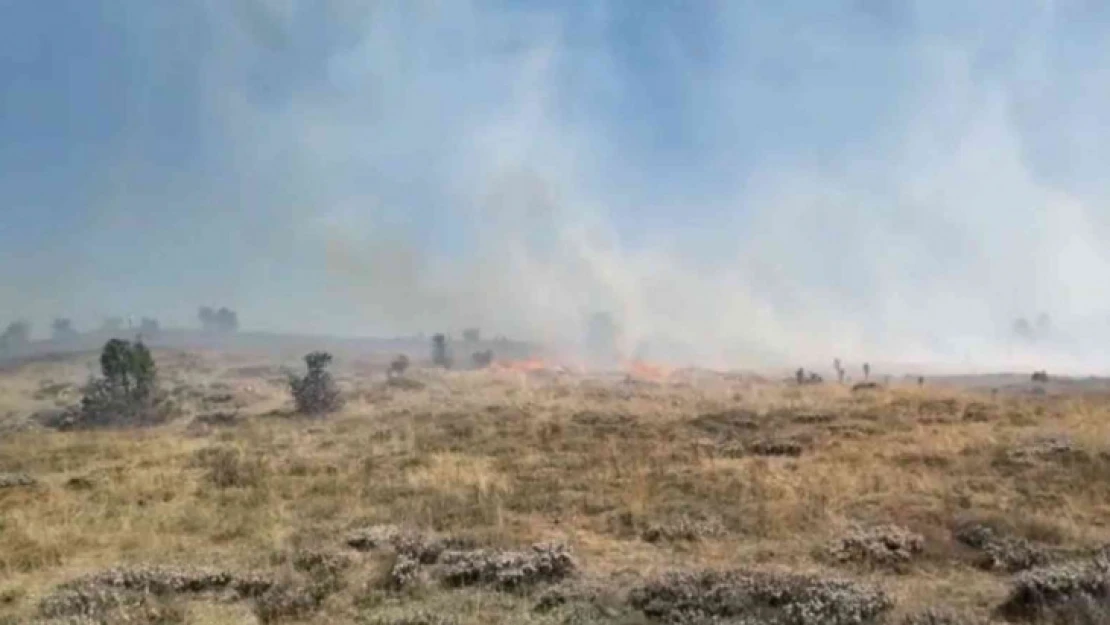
[{"xmin": 1, "ymin": 349, "xmax": 1109, "ymax": 624}]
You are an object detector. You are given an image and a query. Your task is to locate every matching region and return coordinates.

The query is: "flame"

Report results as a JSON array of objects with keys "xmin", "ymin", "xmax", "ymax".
[{"xmin": 625, "ymin": 359, "xmax": 672, "ymax": 380}]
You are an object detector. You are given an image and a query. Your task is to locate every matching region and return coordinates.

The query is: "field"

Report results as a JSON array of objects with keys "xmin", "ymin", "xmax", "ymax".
[{"xmin": 2, "ymin": 349, "xmax": 1109, "ymax": 624}]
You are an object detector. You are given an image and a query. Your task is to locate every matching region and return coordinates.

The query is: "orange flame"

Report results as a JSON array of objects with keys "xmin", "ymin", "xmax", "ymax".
[{"xmin": 625, "ymin": 359, "xmax": 672, "ymax": 380}]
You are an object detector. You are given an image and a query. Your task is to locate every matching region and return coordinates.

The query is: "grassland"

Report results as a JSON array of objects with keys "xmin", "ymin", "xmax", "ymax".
[{"xmin": 1, "ymin": 350, "xmax": 1109, "ymax": 624}]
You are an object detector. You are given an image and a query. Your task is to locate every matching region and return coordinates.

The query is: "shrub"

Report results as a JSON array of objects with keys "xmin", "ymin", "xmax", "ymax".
[
  {"xmin": 51, "ymin": 317, "xmax": 79, "ymax": 341},
  {"xmin": 439, "ymin": 543, "xmax": 577, "ymax": 591},
  {"xmin": 471, "ymin": 350, "xmax": 494, "ymax": 368},
  {"xmin": 289, "ymin": 351, "xmax": 343, "ymax": 415},
  {"xmin": 629, "ymin": 569, "xmax": 892, "ymax": 625},
  {"xmin": 997, "ymin": 556, "xmax": 1110, "ymax": 621},
  {"xmin": 0, "ymin": 320, "xmax": 30, "ymax": 352},
  {"xmin": 431, "ymin": 334, "xmax": 451, "ymax": 368},
  {"xmin": 826, "ymin": 524, "xmax": 925, "ymax": 572},
  {"xmin": 75, "ymin": 338, "xmax": 169, "ymax": 428},
  {"xmin": 388, "ymin": 354, "xmax": 410, "ymax": 378},
  {"xmin": 198, "ymin": 306, "xmax": 239, "ymax": 333}
]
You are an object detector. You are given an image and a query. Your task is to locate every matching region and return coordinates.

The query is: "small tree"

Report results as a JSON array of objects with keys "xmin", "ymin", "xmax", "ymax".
[
  {"xmin": 199, "ymin": 306, "xmax": 239, "ymax": 333},
  {"xmin": 289, "ymin": 351, "xmax": 343, "ymax": 415},
  {"xmin": 432, "ymin": 334, "xmax": 451, "ymax": 368},
  {"xmin": 388, "ymin": 354, "xmax": 410, "ymax": 378},
  {"xmin": 52, "ymin": 318, "xmax": 78, "ymax": 341},
  {"xmin": 139, "ymin": 317, "xmax": 161, "ymax": 336},
  {"xmin": 462, "ymin": 328, "xmax": 481, "ymax": 343},
  {"xmin": 78, "ymin": 338, "xmax": 164, "ymax": 427},
  {"xmin": 101, "ymin": 317, "xmax": 124, "ymax": 333},
  {"xmin": 472, "ymin": 350, "xmax": 494, "ymax": 368},
  {"xmin": 1, "ymin": 320, "xmax": 31, "ymax": 351}
]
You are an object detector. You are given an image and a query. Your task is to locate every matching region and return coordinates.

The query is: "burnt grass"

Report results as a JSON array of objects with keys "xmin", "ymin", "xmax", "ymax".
[{"xmin": 3, "ymin": 353, "xmax": 1110, "ymax": 623}]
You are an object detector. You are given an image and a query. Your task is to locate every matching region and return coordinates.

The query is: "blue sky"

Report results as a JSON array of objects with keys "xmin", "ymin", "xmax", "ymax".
[{"xmin": 4, "ymin": 1, "xmax": 1110, "ymax": 369}]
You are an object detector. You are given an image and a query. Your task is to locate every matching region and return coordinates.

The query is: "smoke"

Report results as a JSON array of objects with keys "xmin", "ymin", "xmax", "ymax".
[{"xmin": 5, "ymin": 1, "xmax": 1110, "ymax": 372}]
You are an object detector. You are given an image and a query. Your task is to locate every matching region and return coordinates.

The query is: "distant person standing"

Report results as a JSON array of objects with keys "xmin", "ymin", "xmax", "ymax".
[{"xmin": 863, "ymin": 362, "xmax": 871, "ymax": 381}]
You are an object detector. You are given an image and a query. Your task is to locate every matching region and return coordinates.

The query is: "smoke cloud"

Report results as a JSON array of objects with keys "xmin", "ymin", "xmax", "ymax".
[{"xmin": 4, "ymin": 1, "xmax": 1110, "ymax": 373}]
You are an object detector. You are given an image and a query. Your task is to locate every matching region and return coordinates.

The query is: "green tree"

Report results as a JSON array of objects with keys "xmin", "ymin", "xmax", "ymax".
[
  {"xmin": 78, "ymin": 338, "xmax": 164, "ymax": 427},
  {"xmin": 289, "ymin": 351, "xmax": 343, "ymax": 415}
]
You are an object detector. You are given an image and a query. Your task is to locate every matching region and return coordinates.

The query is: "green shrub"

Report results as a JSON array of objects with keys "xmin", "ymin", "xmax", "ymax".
[{"xmin": 289, "ymin": 351, "xmax": 343, "ymax": 415}]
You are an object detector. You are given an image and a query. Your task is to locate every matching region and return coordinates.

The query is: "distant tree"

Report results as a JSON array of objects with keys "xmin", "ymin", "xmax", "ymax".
[
  {"xmin": 51, "ymin": 318, "xmax": 79, "ymax": 341},
  {"xmin": 215, "ymin": 307, "xmax": 238, "ymax": 332},
  {"xmin": 863, "ymin": 362, "xmax": 871, "ymax": 381},
  {"xmin": 432, "ymin": 333, "xmax": 451, "ymax": 368},
  {"xmin": 289, "ymin": 351, "xmax": 343, "ymax": 415},
  {"xmin": 1013, "ymin": 318, "xmax": 1034, "ymax": 340},
  {"xmin": 795, "ymin": 368, "xmax": 805, "ymax": 385},
  {"xmin": 1035, "ymin": 313, "xmax": 1051, "ymax": 336},
  {"xmin": 388, "ymin": 354, "xmax": 410, "ymax": 378},
  {"xmin": 462, "ymin": 328, "xmax": 481, "ymax": 343},
  {"xmin": 198, "ymin": 306, "xmax": 239, "ymax": 333},
  {"xmin": 198, "ymin": 306, "xmax": 215, "ymax": 329},
  {"xmin": 833, "ymin": 358, "xmax": 845, "ymax": 384},
  {"xmin": 139, "ymin": 317, "xmax": 160, "ymax": 336},
  {"xmin": 0, "ymin": 320, "xmax": 31, "ymax": 352},
  {"xmin": 472, "ymin": 350, "xmax": 494, "ymax": 368},
  {"xmin": 100, "ymin": 317, "xmax": 124, "ymax": 334}
]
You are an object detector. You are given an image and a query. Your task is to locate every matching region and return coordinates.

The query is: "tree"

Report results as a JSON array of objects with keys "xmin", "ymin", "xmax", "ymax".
[
  {"xmin": 432, "ymin": 334, "xmax": 451, "ymax": 368},
  {"xmin": 0, "ymin": 320, "xmax": 31, "ymax": 351},
  {"xmin": 77, "ymin": 338, "xmax": 166, "ymax": 428},
  {"xmin": 472, "ymin": 350, "xmax": 494, "ymax": 368},
  {"xmin": 139, "ymin": 317, "xmax": 160, "ymax": 336},
  {"xmin": 52, "ymin": 318, "xmax": 79, "ymax": 341},
  {"xmin": 863, "ymin": 362, "xmax": 871, "ymax": 381},
  {"xmin": 199, "ymin": 306, "xmax": 239, "ymax": 333},
  {"xmin": 101, "ymin": 317, "xmax": 124, "ymax": 333},
  {"xmin": 388, "ymin": 354, "xmax": 410, "ymax": 378},
  {"xmin": 1012, "ymin": 318, "xmax": 1034, "ymax": 341},
  {"xmin": 289, "ymin": 351, "xmax": 343, "ymax": 415},
  {"xmin": 462, "ymin": 328, "xmax": 481, "ymax": 343}
]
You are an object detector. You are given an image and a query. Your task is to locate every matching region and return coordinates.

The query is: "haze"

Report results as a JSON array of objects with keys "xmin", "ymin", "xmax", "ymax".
[{"xmin": 4, "ymin": 0, "xmax": 1110, "ymax": 373}]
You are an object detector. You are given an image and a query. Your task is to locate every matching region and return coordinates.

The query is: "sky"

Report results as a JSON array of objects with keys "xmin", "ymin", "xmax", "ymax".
[{"xmin": 3, "ymin": 0, "xmax": 1110, "ymax": 371}]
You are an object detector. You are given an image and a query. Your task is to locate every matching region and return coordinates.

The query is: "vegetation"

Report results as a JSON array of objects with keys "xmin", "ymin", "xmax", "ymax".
[
  {"xmin": 472, "ymin": 350, "xmax": 494, "ymax": 369},
  {"xmin": 0, "ymin": 320, "xmax": 31, "ymax": 352},
  {"xmin": 76, "ymin": 338, "xmax": 168, "ymax": 428},
  {"xmin": 139, "ymin": 317, "xmax": 161, "ymax": 336},
  {"xmin": 388, "ymin": 354, "xmax": 410, "ymax": 378},
  {"xmin": 432, "ymin": 333, "xmax": 451, "ymax": 368},
  {"xmin": 198, "ymin": 306, "xmax": 239, "ymax": 333},
  {"xmin": 288, "ymin": 351, "xmax": 343, "ymax": 415},
  {"xmin": 50, "ymin": 318, "xmax": 78, "ymax": 342},
  {"xmin": 2, "ymin": 352, "xmax": 1110, "ymax": 623}
]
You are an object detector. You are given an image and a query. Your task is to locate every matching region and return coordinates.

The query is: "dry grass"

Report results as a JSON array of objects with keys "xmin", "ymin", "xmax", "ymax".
[{"xmin": 2, "ymin": 352, "xmax": 1109, "ymax": 623}]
